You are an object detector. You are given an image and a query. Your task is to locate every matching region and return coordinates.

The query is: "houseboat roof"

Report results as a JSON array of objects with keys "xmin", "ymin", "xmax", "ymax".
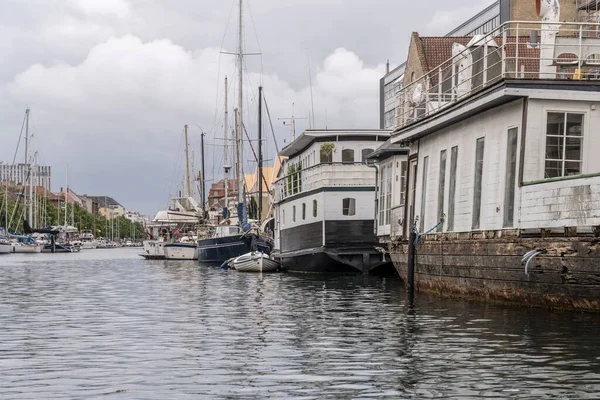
[
  {"xmin": 394, "ymin": 79, "xmax": 600, "ymax": 144},
  {"xmin": 365, "ymin": 139, "xmax": 409, "ymax": 160},
  {"xmin": 279, "ymin": 129, "xmax": 391, "ymax": 158}
]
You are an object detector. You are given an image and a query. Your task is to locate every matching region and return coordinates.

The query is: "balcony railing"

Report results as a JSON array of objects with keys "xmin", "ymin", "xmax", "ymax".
[
  {"xmin": 273, "ymin": 163, "xmax": 375, "ymax": 202},
  {"xmin": 396, "ymin": 20, "xmax": 600, "ymax": 130}
]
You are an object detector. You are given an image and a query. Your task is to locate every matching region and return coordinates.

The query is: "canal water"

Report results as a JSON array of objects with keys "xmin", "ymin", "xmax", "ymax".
[{"xmin": 1, "ymin": 249, "xmax": 598, "ymax": 399}]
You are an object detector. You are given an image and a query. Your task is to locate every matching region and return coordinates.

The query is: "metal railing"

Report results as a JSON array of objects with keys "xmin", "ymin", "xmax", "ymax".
[
  {"xmin": 273, "ymin": 163, "xmax": 375, "ymax": 202},
  {"xmin": 396, "ymin": 20, "xmax": 600, "ymax": 130}
]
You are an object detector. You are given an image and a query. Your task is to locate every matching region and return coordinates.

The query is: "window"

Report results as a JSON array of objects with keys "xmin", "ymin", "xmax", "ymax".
[
  {"xmin": 437, "ymin": 150, "xmax": 447, "ymax": 232},
  {"xmin": 282, "ymin": 209, "xmax": 285, "ymax": 225},
  {"xmin": 378, "ymin": 163, "xmax": 392, "ymax": 225},
  {"xmin": 313, "ymin": 200, "xmax": 317, "ymax": 217},
  {"xmin": 302, "ymin": 203, "xmax": 306, "ymax": 220},
  {"xmin": 362, "ymin": 148, "xmax": 374, "ymax": 162},
  {"xmin": 545, "ymin": 112, "xmax": 583, "ymax": 178},
  {"xmin": 447, "ymin": 146, "xmax": 458, "ymax": 231},
  {"xmin": 292, "ymin": 205, "xmax": 296, "ymax": 222},
  {"xmin": 343, "ymin": 198, "xmax": 356, "ymax": 216},
  {"xmin": 411, "ymin": 71, "xmax": 416, "ymax": 82},
  {"xmin": 420, "ymin": 156, "xmax": 429, "ymax": 232},
  {"xmin": 384, "ymin": 109, "xmax": 395, "ymax": 129},
  {"xmin": 320, "ymin": 150, "xmax": 332, "ymax": 163},
  {"xmin": 504, "ymin": 128, "xmax": 519, "ymax": 228},
  {"xmin": 399, "ymin": 161, "xmax": 408, "ymax": 206},
  {"xmin": 473, "ymin": 138, "xmax": 485, "ymax": 230},
  {"xmin": 342, "ymin": 149, "xmax": 355, "ymax": 163}
]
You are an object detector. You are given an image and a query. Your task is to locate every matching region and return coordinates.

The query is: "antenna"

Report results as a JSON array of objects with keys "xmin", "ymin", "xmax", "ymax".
[
  {"xmin": 278, "ymin": 103, "xmax": 307, "ymax": 142},
  {"xmin": 307, "ymin": 50, "xmax": 316, "ymax": 129}
]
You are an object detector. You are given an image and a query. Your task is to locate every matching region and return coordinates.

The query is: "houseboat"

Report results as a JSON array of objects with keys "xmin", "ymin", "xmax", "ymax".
[
  {"xmin": 272, "ymin": 129, "xmax": 395, "ymax": 274},
  {"xmin": 378, "ymin": 3, "xmax": 600, "ymax": 311}
]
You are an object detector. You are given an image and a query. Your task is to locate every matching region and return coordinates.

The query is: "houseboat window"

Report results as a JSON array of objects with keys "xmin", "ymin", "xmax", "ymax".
[
  {"xmin": 378, "ymin": 165, "xmax": 385, "ymax": 225},
  {"xmin": 342, "ymin": 149, "xmax": 355, "ymax": 163},
  {"xmin": 420, "ymin": 156, "xmax": 429, "ymax": 232},
  {"xmin": 361, "ymin": 148, "xmax": 374, "ymax": 162},
  {"xmin": 293, "ymin": 206, "xmax": 296, "ymax": 222},
  {"xmin": 545, "ymin": 112, "xmax": 583, "ymax": 178},
  {"xmin": 343, "ymin": 198, "xmax": 356, "ymax": 216},
  {"xmin": 448, "ymin": 146, "xmax": 458, "ymax": 231},
  {"xmin": 504, "ymin": 128, "xmax": 519, "ymax": 228},
  {"xmin": 320, "ymin": 150, "xmax": 332, "ymax": 163},
  {"xmin": 472, "ymin": 138, "xmax": 485, "ymax": 230},
  {"xmin": 313, "ymin": 200, "xmax": 317, "ymax": 217},
  {"xmin": 399, "ymin": 161, "xmax": 408, "ymax": 206},
  {"xmin": 379, "ymin": 164, "xmax": 391, "ymax": 225},
  {"xmin": 438, "ymin": 150, "xmax": 447, "ymax": 232},
  {"xmin": 302, "ymin": 203, "xmax": 306, "ymax": 220}
]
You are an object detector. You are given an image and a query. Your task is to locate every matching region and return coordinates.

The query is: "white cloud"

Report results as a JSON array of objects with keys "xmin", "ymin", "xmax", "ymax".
[
  {"xmin": 76, "ymin": 0, "xmax": 131, "ymax": 17},
  {"xmin": 2, "ymin": 36, "xmax": 383, "ymax": 213}
]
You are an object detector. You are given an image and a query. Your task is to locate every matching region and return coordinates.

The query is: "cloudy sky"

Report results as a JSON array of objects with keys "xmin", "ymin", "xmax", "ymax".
[{"xmin": 0, "ymin": 0, "xmax": 494, "ymax": 216}]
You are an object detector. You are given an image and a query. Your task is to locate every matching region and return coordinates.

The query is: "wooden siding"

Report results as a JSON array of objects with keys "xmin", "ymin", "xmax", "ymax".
[
  {"xmin": 281, "ymin": 221, "xmax": 322, "ymax": 253},
  {"xmin": 325, "ymin": 220, "xmax": 376, "ymax": 247}
]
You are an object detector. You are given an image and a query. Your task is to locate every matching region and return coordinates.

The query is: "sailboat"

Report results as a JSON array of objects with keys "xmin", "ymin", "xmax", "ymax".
[
  {"xmin": 197, "ymin": 0, "xmax": 272, "ymax": 264},
  {"xmin": 8, "ymin": 108, "xmax": 43, "ymax": 253},
  {"xmin": 163, "ymin": 125, "xmax": 202, "ymax": 260}
]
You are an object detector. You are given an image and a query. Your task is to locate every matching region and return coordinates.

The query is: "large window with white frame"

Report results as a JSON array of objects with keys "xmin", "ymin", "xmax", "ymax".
[
  {"xmin": 545, "ymin": 112, "xmax": 583, "ymax": 178},
  {"xmin": 379, "ymin": 162, "xmax": 392, "ymax": 225}
]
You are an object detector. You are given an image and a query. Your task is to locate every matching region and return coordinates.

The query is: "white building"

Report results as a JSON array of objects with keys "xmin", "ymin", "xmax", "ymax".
[
  {"xmin": 0, "ymin": 163, "xmax": 52, "ymax": 191},
  {"xmin": 379, "ymin": 6, "xmax": 600, "ymax": 310}
]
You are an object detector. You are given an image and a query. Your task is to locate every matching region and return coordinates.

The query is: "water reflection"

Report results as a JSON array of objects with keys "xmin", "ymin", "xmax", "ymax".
[{"xmin": 0, "ymin": 249, "xmax": 598, "ymax": 399}]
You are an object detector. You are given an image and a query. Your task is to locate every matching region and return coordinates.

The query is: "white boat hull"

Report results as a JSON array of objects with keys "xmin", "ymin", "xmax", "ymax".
[
  {"xmin": 164, "ymin": 243, "xmax": 198, "ymax": 260},
  {"xmin": 142, "ymin": 240, "xmax": 166, "ymax": 259},
  {"xmin": 82, "ymin": 242, "xmax": 97, "ymax": 249},
  {"xmin": 12, "ymin": 245, "xmax": 43, "ymax": 253},
  {"xmin": 0, "ymin": 243, "xmax": 11, "ymax": 254},
  {"xmin": 232, "ymin": 252, "xmax": 280, "ymax": 272}
]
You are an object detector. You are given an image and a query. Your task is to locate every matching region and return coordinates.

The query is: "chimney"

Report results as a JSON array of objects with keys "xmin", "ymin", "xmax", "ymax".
[{"xmin": 386, "ymin": 59, "xmax": 390, "ymax": 74}]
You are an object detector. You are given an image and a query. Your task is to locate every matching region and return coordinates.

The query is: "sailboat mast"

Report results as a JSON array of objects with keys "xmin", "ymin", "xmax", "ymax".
[
  {"xmin": 184, "ymin": 124, "xmax": 191, "ymax": 198},
  {"xmin": 64, "ymin": 165, "xmax": 68, "ymax": 227},
  {"xmin": 224, "ymin": 76, "xmax": 229, "ymax": 214},
  {"xmin": 236, "ymin": 0, "xmax": 244, "ymax": 205},
  {"xmin": 258, "ymin": 86, "xmax": 263, "ymax": 223},
  {"xmin": 234, "ymin": 108, "xmax": 240, "ymax": 196},
  {"xmin": 26, "ymin": 108, "xmax": 33, "ymax": 225}
]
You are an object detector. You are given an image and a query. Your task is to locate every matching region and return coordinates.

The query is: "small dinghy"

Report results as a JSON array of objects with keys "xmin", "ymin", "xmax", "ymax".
[{"xmin": 229, "ymin": 251, "xmax": 280, "ymax": 273}]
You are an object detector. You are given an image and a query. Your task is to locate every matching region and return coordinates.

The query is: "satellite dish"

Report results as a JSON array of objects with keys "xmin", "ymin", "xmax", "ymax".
[{"xmin": 410, "ymin": 83, "xmax": 423, "ymax": 106}]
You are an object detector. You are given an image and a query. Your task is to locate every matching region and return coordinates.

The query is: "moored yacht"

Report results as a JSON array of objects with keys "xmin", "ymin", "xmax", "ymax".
[
  {"xmin": 79, "ymin": 229, "xmax": 97, "ymax": 249},
  {"xmin": 272, "ymin": 129, "xmax": 395, "ymax": 274},
  {"xmin": 142, "ymin": 196, "xmax": 203, "ymax": 260}
]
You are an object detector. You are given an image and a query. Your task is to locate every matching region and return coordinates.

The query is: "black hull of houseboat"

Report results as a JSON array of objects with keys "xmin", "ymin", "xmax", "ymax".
[
  {"xmin": 390, "ymin": 233, "xmax": 600, "ymax": 312},
  {"xmin": 275, "ymin": 247, "xmax": 394, "ymax": 275},
  {"xmin": 276, "ymin": 219, "xmax": 394, "ymax": 274},
  {"xmin": 197, "ymin": 233, "xmax": 271, "ymax": 264}
]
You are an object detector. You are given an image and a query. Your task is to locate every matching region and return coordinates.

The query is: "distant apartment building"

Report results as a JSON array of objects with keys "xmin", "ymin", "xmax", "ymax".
[
  {"xmin": 80, "ymin": 195, "xmax": 100, "ymax": 215},
  {"xmin": 379, "ymin": 0, "xmax": 586, "ymax": 129},
  {"xmin": 0, "ymin": 163, "xmax": 52, "ymax": 191}
]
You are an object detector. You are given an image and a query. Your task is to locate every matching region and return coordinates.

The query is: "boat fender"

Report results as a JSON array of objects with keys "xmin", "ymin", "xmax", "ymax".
[{"xmin": 220, "ymin": 260, "xmax": 229, "ymax": 269}]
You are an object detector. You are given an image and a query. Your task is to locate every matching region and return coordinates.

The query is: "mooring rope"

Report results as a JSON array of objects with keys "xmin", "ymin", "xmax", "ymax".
[{"xmin": 414, "ymin": 215, "xmax": 445, "ymax": 246}]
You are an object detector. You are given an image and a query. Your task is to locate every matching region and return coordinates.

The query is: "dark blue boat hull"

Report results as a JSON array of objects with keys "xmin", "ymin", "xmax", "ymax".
[{"xmin": 197, "ymin": 233, "xmax": 271, "ymax": 264}]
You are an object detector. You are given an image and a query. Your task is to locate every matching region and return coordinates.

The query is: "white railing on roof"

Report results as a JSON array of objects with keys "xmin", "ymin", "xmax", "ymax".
[
  {"xmin": 396, "ymin": 20, "xmax": 600, "ymax": 129},
  {"xmin": 273, "ymin": 163, "xmax": 375, "ymax": 202}
]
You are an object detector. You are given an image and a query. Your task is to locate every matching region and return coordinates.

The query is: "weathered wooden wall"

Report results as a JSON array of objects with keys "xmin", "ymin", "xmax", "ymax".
[{"xmin": 391, "ymin": 233, "xmax": 600, "ymax": 311}]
